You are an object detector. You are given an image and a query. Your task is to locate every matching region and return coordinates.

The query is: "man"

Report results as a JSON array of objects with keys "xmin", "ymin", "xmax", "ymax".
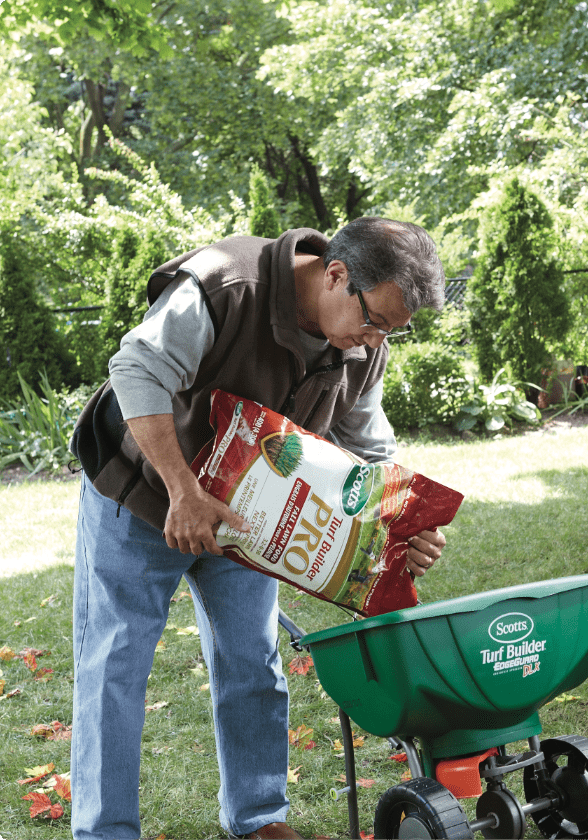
[{"xmin": 71, "ymin": 216, "xmax": 447, "ymax": 840}]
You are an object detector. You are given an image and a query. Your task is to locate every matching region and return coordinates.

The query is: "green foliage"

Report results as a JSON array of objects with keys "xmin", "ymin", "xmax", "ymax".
[
  {"xmin": 411, "ymin": 303, "xmax": 469, "ymax": 348},
  {"xmin": 468, "ymin": 178, "xmax": 570, "ymax": 388},
  {"xmin": 0, "ymin": 372, "xmax": 93, "ymax": 474},
  {"xmin": 99, "ymin": 226, "xmax": 167, "ymax": 372},
  {"xmin": 381, "ymin": 342, "xmax": 470, "ymax": 433},
  {"xmin": 248, "ymin": 165, "xmax": 281, "ymax": 239},
  {"xmin": 454, "ymin": 368, "xmax": 541, "ymax": 433},
  {"xmin": 0, "ymin": 0, "xmax": 171, "ymax": 59},
  {"xmin": 0, "ymin": 232, "xmax": 77, "ymax": 401}
]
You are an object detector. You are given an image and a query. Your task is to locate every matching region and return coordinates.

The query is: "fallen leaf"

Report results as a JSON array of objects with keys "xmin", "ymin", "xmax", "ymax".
[
  {"xmin": 23, "ymin": 653, "xmax": 38, "ymax": 672},
  {"xmin": 31, "ymin": 724, "xmax": 55, "ymax": 739},
  {"xmin": 389, "ymin": 752, "xmax": 408, "ymax": 762},
  {"xmin": 357, "ymin": 778, "xmax": 376, "ymax": 788},
  {"xmin": 0, "ymin": 679, "xmax": 5, "ymax": 695},
  {"xmin": 40, "ymin": 595, "xmax": 60, "ymax": 608},
  {"xmin": 50, "ymin": 721, "xmax": 72, "ymax": 741},
  {"xmin": 360, "ymin": 832, "xmax": 375, "ymax": 839},
  {"xmin": 287, "ymin": 765, "xmax": 301, "ymax": 784},
  {"xmin": 401, "ymin": 769, "xmax": 412, "ymax": 782},
  {"xmin": 49, "ymin": 802, "xmax": 64, "ymax": 819},
  {"xmin": 18, "ymin": 647, "xmax": 50, "ymax": 658},
  {"xmin": 176, "ymin": 625, "xmax": 199, "ymax": 636},
  {"xmin": 288, "ymin": 724, "xmax": 314, "ymax": 748},
  {"xmin": 303, "ymin": 740, "xmax": 317, "ymax": 750},
  {"xmin": 53, "ymin": 775, "xmax": 72, "ymax": 801},
  {"xmin": 34, "ymin": 668, "xmax": 54, "ymax": 682},
  {"xmin": 155, "ymin": 640, "xmax": 167, "ymax": 651},
  {"xmin": 22, "ymin": 791, "xmax": 53, "ymax": 819},
  {"xmin": 289, "ymin": 654, "xmax": 313, "ymax": 675},
  {"xmin": 200, "ymin": 683, "xmax": 210, "ymax": 692},
  {"xmin": 31, "ymin": 721, "xmax": 72, "ymax": 740},
  {"xmin": 145, "ymin": 701, "xmax": 169, "ymax": 712},
  {"xmin": 0, "ymin": 687, "xmax": 21, "ymax": 700},
  {"xmin": 171, "ymin": 590, "xmax": 192, "ymax": 602},
  {"xmin": 0, "ymin": 646, "xmax": 15, "ymax": 661},
  {"xmin": 333, "ymin": 732, "xmax": 364, "ymax": 750},
  {"xmin": 18, "ymin": 764, "xmax": 55, "ymax": 785}
]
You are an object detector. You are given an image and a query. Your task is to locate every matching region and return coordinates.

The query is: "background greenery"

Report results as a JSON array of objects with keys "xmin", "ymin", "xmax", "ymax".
[
  {"xmin": 0, "ymin": 0, "xmax": 587, "ymax": 416},
  {"xmin": 1, "ymin": 424, "xmax": 587, "ymax": 839}
]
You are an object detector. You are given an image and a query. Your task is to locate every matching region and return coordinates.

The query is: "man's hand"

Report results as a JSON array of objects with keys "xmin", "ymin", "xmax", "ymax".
[
  {"xmin": 126, "ymin": 413, "xmax": 249, "ymax": 557},
  {"xmin": 164, "ymin": 480, "xmax": 250, "ymax": 556},
  {"xmin": 406, "ymin": 528, "xmax": 446, "ymax": 578}
]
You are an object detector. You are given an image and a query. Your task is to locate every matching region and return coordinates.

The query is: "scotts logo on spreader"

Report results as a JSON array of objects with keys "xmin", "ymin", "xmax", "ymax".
[
  {"xmin": 488, "ymin": 612, "xmax": 534, "ymax": 644},
  {"xmin": 342, "ymin": 464, "xmax": 374, "ymax": 516}
]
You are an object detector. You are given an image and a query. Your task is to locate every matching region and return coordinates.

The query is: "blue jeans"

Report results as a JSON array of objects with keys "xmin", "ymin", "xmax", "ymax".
[{"xmin": 71, "ymin": 475, "xmax": 290, "ymax": 839}]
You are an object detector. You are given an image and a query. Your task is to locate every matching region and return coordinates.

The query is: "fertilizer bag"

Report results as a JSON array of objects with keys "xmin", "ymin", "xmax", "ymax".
[{"xmin": 191, "ymin": 390, "xmax": 464, "ymax": 617}]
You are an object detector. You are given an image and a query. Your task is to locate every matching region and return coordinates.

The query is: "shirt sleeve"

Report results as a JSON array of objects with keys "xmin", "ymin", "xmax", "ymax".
[
  {"xmin": 108, "ymin": 276, "xmax": 215, "ymax": 420},
  {"xmin": 327, "ymin": 378, "xmax": 397, "ymax": 464}
]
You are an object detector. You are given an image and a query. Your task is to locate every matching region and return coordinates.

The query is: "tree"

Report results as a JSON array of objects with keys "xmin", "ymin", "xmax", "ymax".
[
  {"xmin": 248, "ymin": 166, "xmax": 281, "ymax": 238},
  {"xmin": 467, "ymin": 177, "xmax": 570, "ymax": 393}
]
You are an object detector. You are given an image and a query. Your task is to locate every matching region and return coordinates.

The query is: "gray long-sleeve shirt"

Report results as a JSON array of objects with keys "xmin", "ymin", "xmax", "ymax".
[{"xmin": 109, "ymin": 277, "xmax": 397, "ymax": 464}]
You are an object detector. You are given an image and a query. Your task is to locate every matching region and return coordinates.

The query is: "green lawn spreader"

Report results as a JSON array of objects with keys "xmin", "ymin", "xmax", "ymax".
[{"xmin": 279, "ymin": 574, "xmax": 588, "ymax": 839}]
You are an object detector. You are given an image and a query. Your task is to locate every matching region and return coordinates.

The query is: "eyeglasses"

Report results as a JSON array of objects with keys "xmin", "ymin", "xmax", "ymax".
[{"xmin": 354, "ymin": 287, "xmax": 412, "ymax": 338}]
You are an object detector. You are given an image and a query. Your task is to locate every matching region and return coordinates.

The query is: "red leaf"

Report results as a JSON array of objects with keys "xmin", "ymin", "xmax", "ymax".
[
  {"xmin": 30, "ymin": 720, "xmax": 72, "ymax": 740},
  {"xmin": 360, "ymin": 833, "xmax": 375, "ymax": 840},
  {"xmin": 34, "ymin": 668, "xmax": 54, "ymax": 682},
  {"xmin": 22, "ymin": 791, "xmax": 52, "ymax": 819},
  {"xmin": 389, "ymin": 752, "xmax": 408, "ymax": 762},
  {"xmin": 18, "ymin": 647, "xmax": 50, "ymax": 658},
  {"xmin": 49, "ymin": 801, "xmax": 65, "ymax": 819},
  {"xmin": 303, "ymin": 740, "xmax": 317, "ymax": 750},
  {"xmin": 31, "ymin": 723, "xmax": 56, "ymax": 739},
  {"xmin": 23, "ymin": 653, "xmax": 38, "ymax": 672},
  {"xmin": 288, "ymin": 654, "xmax": 313, "ymax": 675}
]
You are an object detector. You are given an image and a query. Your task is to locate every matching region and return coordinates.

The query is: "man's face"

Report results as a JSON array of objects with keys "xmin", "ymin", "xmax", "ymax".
[{"xmin": 316, "ymin": 261, "xmax": 411, "ymax": 350}]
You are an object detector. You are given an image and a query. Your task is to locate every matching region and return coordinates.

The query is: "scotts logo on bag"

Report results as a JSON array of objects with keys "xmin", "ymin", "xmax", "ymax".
[
  {"xmin": 488, "ymin": 613, "xmax": 534, "ymax": 644},
  {"xmin": 341, "ymin": 464, "xmax": 374, "ymax": 516}
]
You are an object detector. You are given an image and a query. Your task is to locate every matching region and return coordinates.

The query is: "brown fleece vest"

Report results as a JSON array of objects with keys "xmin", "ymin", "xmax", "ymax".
[{"xmin": 71, "ymin": 229, "xmax": 388, "ymax": 530}]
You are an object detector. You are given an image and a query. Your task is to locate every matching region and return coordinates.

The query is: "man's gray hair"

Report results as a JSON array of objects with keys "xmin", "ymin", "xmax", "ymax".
[{"xmin": 323, "ymin": 216, "xmax": 445, "ymax": 314}]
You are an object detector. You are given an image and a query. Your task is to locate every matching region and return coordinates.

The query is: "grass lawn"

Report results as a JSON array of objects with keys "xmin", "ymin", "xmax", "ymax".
[{"xmin": 0, "ymin": 423, "xmax": 587, "ymax": 839}]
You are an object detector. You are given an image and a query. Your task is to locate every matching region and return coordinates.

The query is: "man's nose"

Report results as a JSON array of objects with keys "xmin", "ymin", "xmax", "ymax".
[{"xmin": 361, "ymin": 330, "xmax": 387, "ymax": 349}]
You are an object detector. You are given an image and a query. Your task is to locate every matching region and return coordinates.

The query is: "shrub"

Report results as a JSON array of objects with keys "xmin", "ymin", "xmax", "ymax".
[
  {"xmin": 99, "ymin": 227, "xmax": 168, "ymax": 372},
  {"xmin": 248, "ymin": 165, "xmax": 281, "ymax": 238},
  {"xmin": 0, "ymin": 231, "xmax": 77, "ymax": 400},
  {"xmin": 468, "ymin": 178, "xmax": 570, "ymax": 392},
  {"xmin": 382, "ymin": 342, "xmax": 470, "ymax": 433}
]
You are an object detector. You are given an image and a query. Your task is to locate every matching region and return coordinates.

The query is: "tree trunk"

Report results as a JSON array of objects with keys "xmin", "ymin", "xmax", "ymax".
[
  {"xmin": 108, "ymin": 81, "xmax": 131, "ymax": 137},
  {"xmin": 289, "ymin": 136, "xmax": 331, "ymax": 227}
]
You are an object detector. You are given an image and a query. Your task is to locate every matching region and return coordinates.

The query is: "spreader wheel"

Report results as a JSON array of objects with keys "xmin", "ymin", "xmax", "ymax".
[
  {"xmin": 523, "ymin": 735, "xmax": 588, "ymax": 838},
  {"xmin": 373, "ymin": 777, "xmax": 474, "ymax": 839}
]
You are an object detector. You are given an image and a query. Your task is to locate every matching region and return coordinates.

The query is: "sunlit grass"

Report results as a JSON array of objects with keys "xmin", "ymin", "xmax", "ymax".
[{"xmin": 1, "ymin": 425, "xmax": 587, "ymax": 838}]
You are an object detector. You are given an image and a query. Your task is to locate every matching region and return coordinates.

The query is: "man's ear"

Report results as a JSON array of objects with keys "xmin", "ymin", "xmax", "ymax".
[{"xmin": 324, "ymin": 259, "xmax": 348, "ymax": 290}]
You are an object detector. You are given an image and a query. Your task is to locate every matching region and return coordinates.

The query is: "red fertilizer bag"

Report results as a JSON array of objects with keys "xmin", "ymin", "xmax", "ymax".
[{"xmin": 191, "ymin": 390, "xmax": 464, "ymax": 617}]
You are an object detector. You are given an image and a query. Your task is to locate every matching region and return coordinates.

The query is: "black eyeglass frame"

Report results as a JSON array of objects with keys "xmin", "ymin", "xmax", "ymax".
[{"xmin": 353, "ymin": 287, "xmax": 412, "ymax": 338}]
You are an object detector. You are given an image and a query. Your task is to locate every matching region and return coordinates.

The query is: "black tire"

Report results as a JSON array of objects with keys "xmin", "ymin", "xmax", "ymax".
[
  {"xmin": 523, "ymin": 735, "xmax": 588, "ymax": 839},
  {"xmin": 373, "ymin": 778, "xmax": 474, "ymax": 839}
]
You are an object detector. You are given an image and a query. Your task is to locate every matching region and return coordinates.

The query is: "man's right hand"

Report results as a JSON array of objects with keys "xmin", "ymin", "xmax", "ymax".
[
  {"xmin": 164, "ymin": 481, "xmax": 250, "ymax": 556},
  {"xmin": 126, "ymin": 413, "xmax": 249, "ymax": 556}
]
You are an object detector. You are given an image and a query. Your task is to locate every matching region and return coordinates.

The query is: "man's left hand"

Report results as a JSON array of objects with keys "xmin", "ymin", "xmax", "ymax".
[{"xmin": 406, "ymin": 528, "xmax": 446, "ymax": 577}]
